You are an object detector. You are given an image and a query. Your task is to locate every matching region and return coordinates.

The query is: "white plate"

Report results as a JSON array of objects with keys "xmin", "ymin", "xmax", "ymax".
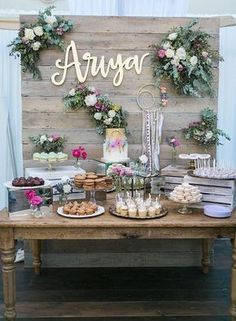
[
  {"xmin": 57, "ymin": 205, "xmax": 105, "ymax": 219},
  {"xmin": 4, "ymin": 180, "xmax": 52, "ymax": 190}
]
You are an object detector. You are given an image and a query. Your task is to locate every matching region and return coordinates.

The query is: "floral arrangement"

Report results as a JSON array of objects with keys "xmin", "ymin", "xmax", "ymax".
[
  {"xmin": 54, "ymin": 176, "xmax": 72, "ymax": 204},
  {"xmin": 63, "ymin": 84, "xmax": 128, "ymax": 135},
  {"xmin": 183, "ymin": 107, "xmax": 230, "ymax": 148},
  {"xmin": 30, "ymin": 133, "xmax": 66, "ymax": 153},
  {"xmin": 107, "ymin": 164, "xmax": 133, "ymax": 177},
  {"xmin": 25, "ymin": 190, "xmax": 43, "ymax": 207},
  {"xmin": 8, "ymin": 6, "xmax": 74, "ymax": 79},
  {"xmin": 151, "ymin": 19, "xmax": 222, "ymax": 97},
  {"xmin": 71, "ymin": 146, "xmax": 88, "ymax": 160}
]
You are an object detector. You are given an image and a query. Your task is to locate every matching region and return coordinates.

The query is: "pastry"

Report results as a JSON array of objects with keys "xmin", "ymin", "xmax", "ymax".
[{"xmin": 62, "ymin": 201, "xmax": 98, "ymax": 216}]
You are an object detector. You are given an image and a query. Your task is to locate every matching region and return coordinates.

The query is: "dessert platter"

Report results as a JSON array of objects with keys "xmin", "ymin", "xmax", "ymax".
[
  {"xmin": 101, "ymin": 128, "xmax": 130, "ymax": 163},
  {"xmin": 110, "ymin": 194, "xmax": 168, "ymax": 220},
  {"xmin": 169, "ymin": 182, "xmax": 202, "ymax": 214},
  {"xmin": 57, "ymin": 201, "xmax": 105, "ymax": 218},
  {"xmin": 4, "ymin": 177, "xmax": 51, "ymax": 190}
]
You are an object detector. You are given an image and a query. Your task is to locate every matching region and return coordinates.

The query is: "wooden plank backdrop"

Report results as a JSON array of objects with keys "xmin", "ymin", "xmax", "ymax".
[{"xmin": 21, "ymin": 16, "xmax": 220, "ymax": 168}]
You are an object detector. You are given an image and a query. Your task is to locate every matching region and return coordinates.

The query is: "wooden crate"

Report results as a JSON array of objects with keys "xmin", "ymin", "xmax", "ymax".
[{"xmin": 161, "ymin": 165, "xmax": 236, "ymax": 210}]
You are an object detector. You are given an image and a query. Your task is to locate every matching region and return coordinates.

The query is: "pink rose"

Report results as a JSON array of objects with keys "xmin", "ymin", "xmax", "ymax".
[
  {"xmin": 177, "ymin": 64, "xmax": 184, "ymax": 72},
  {"xmin": 72, "ymin": 149, "xmax": 81, "ymax": 158},
  {"xmin": 202, "ymin": 51, "xmax": 208, "ymax": 58},
  {"xmin": 51, "ymin": 133, "xmax": 60, "ymax": 141},
  {"xmin": 24, "ymin": 190, "xmax": 36, "ymax": 201},
  {"xmin": 81, "ymin": 151, "xmax": 87, "ymax": 160},
  {"xmin": 30, "ymin": 195, "xmax": 43, "ymax": 206},
  {"xmin": 158, "ymin": 49, "xmax": 166, "ymax": 58}
]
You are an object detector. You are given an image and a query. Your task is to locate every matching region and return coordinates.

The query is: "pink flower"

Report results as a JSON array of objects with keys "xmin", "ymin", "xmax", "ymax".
[
  {"xmin": 171, "ymin": 138, "xmax": 181, "ymax": 148},
  {"xmin": 24, "ymin": 190, "xmax": 36, "ymax": 201},
  {"xmin": 56, "ymin": 27, "xmax": 64, "ymax": 36},
  {"xmin": 158, "ymin": 49, "xmax": 166, "ymax": 58},
  {"xmin": 30, "ymin": 195, "xmax": 43, "ymax": 206},
  {"xmin": 115, "ymin": 139, "xmax": 122, "ymax": 147},
  {"xmin": 81, "ymin": 151, "xmax": 87, "ymax": 160},
  {"xmin": 51, "ymin": 133, "xmax": 60, "ymax": 141},
  {"xmin": 72, "ymin": 149, "xmax": 81, "ymax": 158}
]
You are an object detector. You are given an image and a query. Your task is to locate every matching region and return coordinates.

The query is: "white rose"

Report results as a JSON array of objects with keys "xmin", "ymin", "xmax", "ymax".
[
  {"xmin": 85, "ymin": 94, "xmax": 97, "ymax": 107},
  {"xmin": 44, "ymin": 14, "xmax": 57, "ymax": 26},
  {"xmin": 33, "ymin": 26, "xmax": 43, "ymax": 37},
  {"xmin": 40, "ymin": 135, "xmax": 47, "ymax": 144},
  {"xmin": 207, "ymin": 58, "xmax": 212, "ymax": 64},
  {"xmin": 170, "ymin": 55, "xmax": 180, "ymax": 66},
  {"xmin": 61, "ymin": 176, "xmax": 70, "ymax": 183},
  {"xmin": 24, "ymin": 28, "xmax": 35, "ymax": 40},
  {"xmin": 176, "ymin": 47, "xmax": 186, "ymax": 60},
  {"xmin": 139, "ymin": 154, "xmax": 148, "ymax": 164},
  {"xmin": 108, "ymin": 110, "xmax": 116, "ymax": 118},
  {"xmin": 165, "ymin": 48, "xmax": 175, "ymax": 58},
  {"xmin": 168, "ymin": 32, "xmax": 177, "ymax": 41},
  {"xmin": 205, "ymin": 131, "xmax": 213, "ymax": 140},
  {"xmin": 94, "ymin": 112, "xmax": 102, "ymax": 120},
  {"xmin": 162, "ymin": 41, "xmax": 171, "ymax": 50},
  {"xmin": 88, "ymin": 86, "xmax": 96, "ymax": 93},
  {"xmin": 48, "ymin": 137, "xmax": 53, "ymax": 142},
  {"xmin": 63, "ymin": 184, "xmax": 71, "ymax": 194},
  {"xmin": 32, "ymin": 41, "xmax": 41, "ymax": 51},
  {"xmin": 69, "ymin": 88, "xmax": 76, "ymax": 96},
  {"xmin": 190, "ymin": 56, "xmax": 198, "ymax": 66},
  {"xmin": 104, "ymin": 118, "xmax": 113, "ymax": 125}
]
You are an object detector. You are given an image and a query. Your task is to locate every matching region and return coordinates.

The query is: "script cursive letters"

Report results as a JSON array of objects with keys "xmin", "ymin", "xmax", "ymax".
[{"xmin": 51, "ymin": 40, "xmax": 149, "ymax": 87}]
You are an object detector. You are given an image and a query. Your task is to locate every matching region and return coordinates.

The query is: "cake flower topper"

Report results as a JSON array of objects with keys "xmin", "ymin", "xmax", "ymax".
[{"xmin": 64, "ymin": 84, "xmax": 128, "ymax": 135}]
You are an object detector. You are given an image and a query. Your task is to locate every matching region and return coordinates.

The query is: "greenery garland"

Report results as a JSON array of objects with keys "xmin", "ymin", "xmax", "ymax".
[
  {"xmin": 8, "ymin": 6, "xmax": 74, "ymax": 79},
  {"xmin": 151, "ymin": 19, "xmax": 222, "ymax": 97},
  {"xmin": 183, "ymin": 107, "xmax": 230, "ymax": 148},
  {"xmin": 63, "ymin": 84, "xmax": 129, "ymax": 135}
]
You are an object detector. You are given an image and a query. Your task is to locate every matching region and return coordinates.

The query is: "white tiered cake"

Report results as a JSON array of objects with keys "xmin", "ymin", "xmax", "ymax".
[{"xmin": 102, "ymin": 128, "xmax": 129, "ymax": 163}]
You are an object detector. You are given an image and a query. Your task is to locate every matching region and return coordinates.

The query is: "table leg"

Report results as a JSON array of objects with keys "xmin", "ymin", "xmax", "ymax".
[
  {"xmin": 0, "ymin": 229, "xmax": 16, "ymax": 320},
  {"xmin": 31, "ymin": 240, "xmax": 41, "ymax": 275},
  {"xmin": 231, "ymin": 235, "xmax": 236, "ymax": 319},
  {"xmin": 201, "ymin": 239, "xmax": 213, "ymax": 274}
]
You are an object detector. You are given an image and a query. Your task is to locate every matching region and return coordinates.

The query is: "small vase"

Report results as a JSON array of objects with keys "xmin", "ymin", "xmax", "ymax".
[
  {"xmin": 59, "ymin": 193, "xmax": 68, "ymax": 206},
  {"xmin": 74, "ymin": 158, "xmax": 81, "ymax": 169},
  {"xmin": 171, "ymin": 148, "xmax": 177, "ymax": 167},
  {"xmin": 30, "ymin": 204, "xmax": 43, "ymax": 218}
]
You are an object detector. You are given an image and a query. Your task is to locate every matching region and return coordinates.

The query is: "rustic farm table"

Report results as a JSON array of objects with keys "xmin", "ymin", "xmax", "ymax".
[{"xmin": 1, "ymin": 198, "xmax": 236, "ymax": 320}]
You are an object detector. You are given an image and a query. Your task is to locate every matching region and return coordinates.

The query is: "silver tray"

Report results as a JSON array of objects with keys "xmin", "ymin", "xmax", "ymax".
[{"xmin": 109, "ymin": 205, "xmax": 168, "ymax": 220}]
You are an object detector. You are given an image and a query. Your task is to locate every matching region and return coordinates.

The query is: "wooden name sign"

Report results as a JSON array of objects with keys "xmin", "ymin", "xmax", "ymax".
[{"xmin": 51, "ymin": 40, "xmax": 150, "ymax": 87}]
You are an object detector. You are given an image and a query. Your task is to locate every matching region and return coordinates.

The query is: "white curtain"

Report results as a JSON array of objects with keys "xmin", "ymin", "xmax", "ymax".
[
  {"xmin": 217, "ymin": 26, "xmax": 236, "ymax": 167},
  {"xmin": 0, "ymin": 30, "xmax": 23, "ymax": 210},
  {"xmin": 68, "ymin": 0, "xmax": 189, "ymax": 16}
]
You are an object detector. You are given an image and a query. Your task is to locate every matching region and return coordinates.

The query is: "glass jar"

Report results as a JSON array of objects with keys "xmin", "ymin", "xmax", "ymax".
[{"xmin": 30, "ymin": 204, "xmax": 43, "ymax": 218}]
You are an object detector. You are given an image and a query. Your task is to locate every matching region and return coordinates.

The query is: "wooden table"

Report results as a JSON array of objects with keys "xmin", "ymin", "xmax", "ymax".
[{"xmin": 1, "ymin": 199, "xmax": 236, "ymax": 320}]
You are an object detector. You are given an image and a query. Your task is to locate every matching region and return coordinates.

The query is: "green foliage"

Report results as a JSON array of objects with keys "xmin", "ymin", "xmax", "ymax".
[
  {"xmin": 8, "ymin": 6, "xmax": 74, "ymax": 79},
  {"xmin": 151, "ymin": 19, "xmax": 222, "ymax": 97},
  {"xmin": 183, "ymin": 107, "xmax": 230, "ymax": 147}
]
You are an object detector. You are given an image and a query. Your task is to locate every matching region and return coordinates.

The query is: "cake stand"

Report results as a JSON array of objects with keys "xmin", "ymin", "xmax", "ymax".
[{"xmin": 170, "ymin": 198, "xmax": 202, "ymax": 215}]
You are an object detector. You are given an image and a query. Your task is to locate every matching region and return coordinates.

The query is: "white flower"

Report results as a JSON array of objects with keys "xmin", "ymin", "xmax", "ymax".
[
  {"xmin": 24, "ymin": 28, "xmax": 35, "ymax": 40},
  {"xmin": 61, "ymin": 176, "xmax": 70, "ymax": 183},
  {"xmin": 104, "ymin": 118, "xmax": 113, "ymax": 125},
  {"xmin": 170, "ymin": 55, "xmax": 180, "ymax": 66},
  {"xmin": 190, "ymin": 56, "xmax": 198, "ymax": 66},
  {"xmin": 40, "ymin": 135, "xmax": 47, "ymax": 144},
  {"xmin": 94, "ymin": 112, "xmax": 102, "ymax": 120},
  {"xmin": 44, "ymin": 14, "xmax": 57, "ymax": 26},
  {"xmin": 202, "ymin": 51, "xmax": 208, "ymax": 58},
  {"xmin": 88, "ymin": 86, "xmax": 96, "ymax": 93},
  {"xmin": 33, "ymin": 26, "xmax": 43, "ymax": 37},
  {"xmin": 165, "ymin": 48, "xmax": 175, "ymax": 58},
  {"xmin": 168, "ymin": 32, "xmax": 177, "ymax": 41},
  {"xmin": 63, "ymin": 184, "xmax": 71, "ymax": 194},
  {"xmin": 207, "ymin": 58, "xmax": 212, "ymax": 64},
  {"xmin": 162, "ymin": 41, "xmax": 171, "ymax": 50},
  {"xmin": 85, "ymin": 94, "xmax": 97, "ymax": 107},
  {"xmin": 139, "ymin": 154, "xmax": 148, "ymax": 164},
  {"xmin": 176, "ymin": 47, "xmax": 186, "ymax": 60},
  {"xmin": 32, "ymin": 41, "xmax": 41, "ymax": 51},
  {"xmin": 48, "ymin": 137, "xmax": 53, "ymax": 142},
  {"xmin": 69, "ymin": 88, "xmax": 76, "ymax": 96},
  {"xmin": 108, "ymin": 110, "xmax": 116, "ymax": 118},
  {"xmin": 205, "ymin": 131, "xmax": 213, "ymax": 140}
]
